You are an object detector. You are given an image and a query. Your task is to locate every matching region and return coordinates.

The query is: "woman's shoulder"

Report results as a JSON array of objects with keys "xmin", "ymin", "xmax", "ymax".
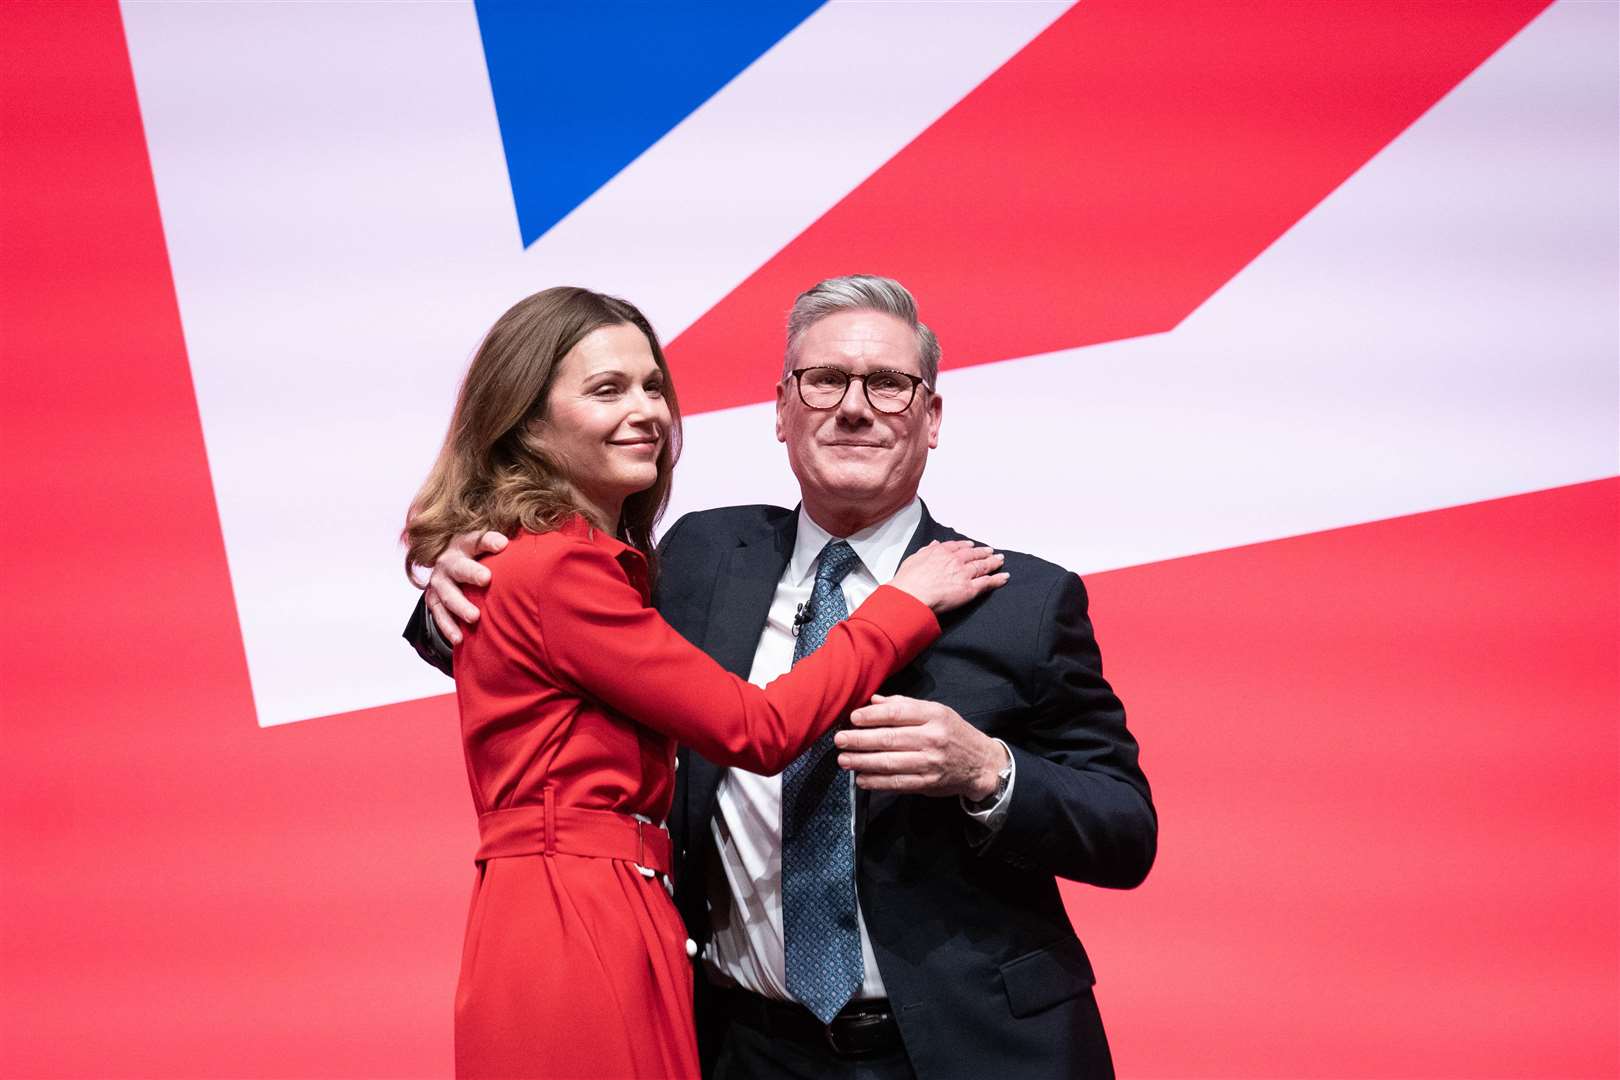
[{"xmin": 483, "ymin": 519, "xmax": 634, "ymax": 589}]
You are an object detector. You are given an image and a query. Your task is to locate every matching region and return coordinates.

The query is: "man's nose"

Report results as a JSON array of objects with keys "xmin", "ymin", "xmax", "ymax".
[{"xmin": 836, "ymin": 376, "xmax": 873, "ymax": 422}]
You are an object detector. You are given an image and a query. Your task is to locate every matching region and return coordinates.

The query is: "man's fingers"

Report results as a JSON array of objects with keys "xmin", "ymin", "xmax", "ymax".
[
  {"xmin": 447, "ymin": 557, "xmax": 492, "ymax": 588},
  {"xmin": 835, "ymin": 726, "xmax": 925, "ymax": 752},
  {"xmin": 430, "ymin": 575, "xmax": 483, "ymax": 623},
  {"xmin": 476, "ymin": 530, "xmax": 508, "ymax": 556},
  {"xmin": 854, "ymin": 773, "xmax": 935, "ymax": 792},
  {"xmin": 426, "ymin": 594, "xmax": 463, "ymax": 646},
  {"xmin": 847, "ymin": 706, "xmax": 927, "ymax": 729},
  {"xmin": 848, "ymin": 694, "xmax": 930, "ymax": 728},
  {"xmin": 837, "ymin": 751, "xmax": 926, "ymax": 775},
  {"xmin": 847, "ymin": 704, "xmax": 897, "ymax": 728}
]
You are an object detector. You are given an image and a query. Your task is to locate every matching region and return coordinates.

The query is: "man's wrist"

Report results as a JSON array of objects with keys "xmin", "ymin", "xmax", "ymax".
[{"xmin": 966, "ymin": 738, "xmax": 1012, "ymax": 804}]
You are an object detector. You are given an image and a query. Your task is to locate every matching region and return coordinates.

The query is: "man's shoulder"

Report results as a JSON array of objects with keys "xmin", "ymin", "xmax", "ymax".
[
  {"xmin": 660, "ymin": 503, "xmax": 793, "ymax": 552},
  {"xmin": 653, "ymin": 504, "xmax": 792, "ymax": 612},
  {"xmin": 926, "ymin": 515, "xmax": 1076, "ymax": 591}
]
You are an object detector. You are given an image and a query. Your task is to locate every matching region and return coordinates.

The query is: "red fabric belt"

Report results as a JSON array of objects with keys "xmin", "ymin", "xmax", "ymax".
[{"xmin": 475, "ymin": 791, "xmax": 673, "ymax": 877}]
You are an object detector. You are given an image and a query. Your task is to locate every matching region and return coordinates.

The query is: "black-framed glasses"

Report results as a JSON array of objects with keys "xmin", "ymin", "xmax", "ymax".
[{"xmin": 789, "ymin": 367, "xmax": 929, "ymax": 414}]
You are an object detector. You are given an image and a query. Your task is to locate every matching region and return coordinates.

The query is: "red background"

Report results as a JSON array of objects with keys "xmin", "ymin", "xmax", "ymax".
[{"xmin": 2, "ymin": 3, "xmax": 1615, "ymax": 1076}]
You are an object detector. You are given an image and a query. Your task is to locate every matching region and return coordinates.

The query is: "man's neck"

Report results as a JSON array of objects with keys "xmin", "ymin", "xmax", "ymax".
[{"xmin": 801, "ymin": 495, "xmax": 912, "ymax": 539}]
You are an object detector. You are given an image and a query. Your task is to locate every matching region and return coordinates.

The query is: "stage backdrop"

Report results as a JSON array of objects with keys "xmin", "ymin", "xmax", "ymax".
[{"xmin": 2, "ymin": 1, "xmax": 1616, "ymax": 1076}]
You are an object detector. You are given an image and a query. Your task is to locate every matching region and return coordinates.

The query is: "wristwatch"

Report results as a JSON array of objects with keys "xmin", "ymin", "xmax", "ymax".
[{"xmin": 965, "ymin": 739, "xmax": 1014, "ymax": 812}]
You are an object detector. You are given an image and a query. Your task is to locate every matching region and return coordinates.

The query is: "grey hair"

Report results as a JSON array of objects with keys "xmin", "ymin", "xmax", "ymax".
[{"xmin": 782, "ymin": 274, "xmax": 940, "ymax": 386}]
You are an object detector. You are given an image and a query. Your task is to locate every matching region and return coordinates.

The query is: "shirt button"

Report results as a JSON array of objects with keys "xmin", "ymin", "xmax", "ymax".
[{"xmin": 685, "ymin": 938, "xmax": 698, "ymax": 959}]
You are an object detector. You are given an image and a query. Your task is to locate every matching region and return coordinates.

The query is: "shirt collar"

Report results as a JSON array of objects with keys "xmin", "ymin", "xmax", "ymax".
[
  {"xmin": 788, "ymin": 498, "xmax": 923, "ymax": 587},
  {"xmin": 557, "ymin": 512, "xmax": 631, "ymax": 552},
  {"xmin": 557, "ymin": 513, "xmax": 649, "ymax": 596}
]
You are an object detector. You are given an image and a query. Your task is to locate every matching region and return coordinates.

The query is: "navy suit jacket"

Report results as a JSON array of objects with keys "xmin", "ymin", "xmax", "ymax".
[
  {"xmin": 654, "ymin": 503, "xmax": 1154, "ymax": 1079},
  {"xmin": 405, "ymin": 502, "xmax": 1155, "ymax": 1078}
]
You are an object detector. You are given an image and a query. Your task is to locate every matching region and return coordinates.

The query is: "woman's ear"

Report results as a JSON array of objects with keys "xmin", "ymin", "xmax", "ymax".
[{"xmin": 518, "ymin": 414, "xmax": 548, "ymax": 453}]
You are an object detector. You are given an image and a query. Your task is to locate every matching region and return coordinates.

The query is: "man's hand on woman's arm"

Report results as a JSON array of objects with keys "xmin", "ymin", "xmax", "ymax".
[{"xmin": 424, "ymin": 529, "xmax": 507, "ymax": 645}]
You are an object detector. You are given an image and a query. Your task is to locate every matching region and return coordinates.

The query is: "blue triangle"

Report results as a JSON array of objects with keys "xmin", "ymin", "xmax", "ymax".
[{"xmin": 474, "ymin": 1, "xmax": 825, "ymax": 248}]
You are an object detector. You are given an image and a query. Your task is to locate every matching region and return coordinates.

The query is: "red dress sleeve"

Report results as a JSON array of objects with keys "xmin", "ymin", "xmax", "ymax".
[{"xmin": 504, "ymin": 537, "xmax": 937, "ymax": 775}]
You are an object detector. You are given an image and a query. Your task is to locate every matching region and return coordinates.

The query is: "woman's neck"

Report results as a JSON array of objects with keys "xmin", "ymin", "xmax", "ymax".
[{"xmin": 572, "ymin": 489, "xmax": 622, "ymax": 536}]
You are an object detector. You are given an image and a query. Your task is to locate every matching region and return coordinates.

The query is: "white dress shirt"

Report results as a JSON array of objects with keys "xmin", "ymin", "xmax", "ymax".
[{"xmin": 703, "ymin": 499, "xmax": 1014, "ymax": 1003}]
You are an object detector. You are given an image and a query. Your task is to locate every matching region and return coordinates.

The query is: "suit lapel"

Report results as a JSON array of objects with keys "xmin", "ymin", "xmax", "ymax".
[
  {"xmin": 687, "ymin": 511, "xmax": 798, "ymax": 830},
  {"xmin": 907, "ymin": 500, "xmax": 961, "ymax": 552},
  {"xmin": 702, "ymin": 514, "xmax": 795, "ymax": 677},
  {"xmin": 901, "ymin": 501, "xmax": 936, "ymax": 559}
]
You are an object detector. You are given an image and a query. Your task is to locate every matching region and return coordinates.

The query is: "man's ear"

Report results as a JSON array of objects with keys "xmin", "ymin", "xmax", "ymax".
[
  {"xmin": 926, "ymin": 389, "xmax": 943, "ymax": 450},
  {"xmin": 775, "ymin": 380, "xmax": 790, "ymax": 443}
]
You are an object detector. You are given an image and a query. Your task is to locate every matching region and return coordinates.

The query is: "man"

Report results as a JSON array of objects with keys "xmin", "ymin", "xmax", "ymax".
[{"xmin": 407, "ymin": 275, "xmax": 1155, "ymax": 1078}]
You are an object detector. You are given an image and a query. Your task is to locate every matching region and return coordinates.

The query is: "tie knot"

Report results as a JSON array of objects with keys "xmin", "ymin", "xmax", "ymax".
[{"xmin": 815, "ymin": 540, "xmax": 860, "ymax": 587}]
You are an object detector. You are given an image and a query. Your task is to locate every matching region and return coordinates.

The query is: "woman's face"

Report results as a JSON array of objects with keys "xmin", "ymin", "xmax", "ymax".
[{"xmin": 538, "ymin": 322, "xmax": 671, "ymax": 528}]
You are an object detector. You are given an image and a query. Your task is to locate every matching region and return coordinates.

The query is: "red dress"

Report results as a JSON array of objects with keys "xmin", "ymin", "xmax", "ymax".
[{"xmin": 451, "ymin": 517, "xmax": 937, "ymax": 1079}]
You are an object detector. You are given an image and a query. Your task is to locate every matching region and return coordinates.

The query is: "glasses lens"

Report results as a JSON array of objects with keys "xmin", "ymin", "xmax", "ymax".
[
  {"xmin": 865, "ymin": 372, "xmax": 913, "ymax": 412},
  {"xmin": 799, "ymin": 368, "xmax": 848, "ymax": 407}
]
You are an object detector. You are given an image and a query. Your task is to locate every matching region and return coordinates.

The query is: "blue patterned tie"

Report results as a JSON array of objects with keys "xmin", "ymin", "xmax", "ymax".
[{"xmin": 781, "ymin": 539, "xmax": 866, "ymax": 1024}]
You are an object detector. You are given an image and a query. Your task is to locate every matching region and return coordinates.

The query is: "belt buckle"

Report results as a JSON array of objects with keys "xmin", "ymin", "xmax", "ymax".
[{"xmin": 823, "ymin": 1009, "xmax": 891, "ymax": 1058}]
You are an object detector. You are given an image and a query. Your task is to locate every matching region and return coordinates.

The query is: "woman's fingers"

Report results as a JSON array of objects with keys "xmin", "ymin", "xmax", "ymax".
[
  {"xmin": 952, "ymin": 545, "xmax": 1008, "ymax": 596},
  {"xmin": 970, "ymin": 551, "xmax": 1005, "ymax": 577}
]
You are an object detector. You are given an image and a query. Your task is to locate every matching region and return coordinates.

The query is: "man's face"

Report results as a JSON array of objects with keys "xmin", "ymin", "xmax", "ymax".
[{"xmin": 775, "ymin": 309, "xmax": 942, "ymax": 529}]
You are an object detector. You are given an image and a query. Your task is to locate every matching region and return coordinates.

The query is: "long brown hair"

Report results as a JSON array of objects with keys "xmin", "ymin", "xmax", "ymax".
[{"xmin": 403, "ymin": 287, "xmax": 682, "ymax": 583}]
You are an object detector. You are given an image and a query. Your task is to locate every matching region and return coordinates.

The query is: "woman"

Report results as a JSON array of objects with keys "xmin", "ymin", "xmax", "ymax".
[{"xmin": 403, "ymin": 287, "xmax": 1005, "ymax": 1079}]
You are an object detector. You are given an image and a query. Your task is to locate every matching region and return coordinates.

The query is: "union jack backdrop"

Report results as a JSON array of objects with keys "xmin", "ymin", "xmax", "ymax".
[{"xmin": 2, "ymin": 1, "xmax": 1615, "ymax": 1075}]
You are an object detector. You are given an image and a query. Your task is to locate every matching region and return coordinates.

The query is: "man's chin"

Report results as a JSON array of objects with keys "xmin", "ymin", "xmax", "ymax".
[{"xmin": 808, "ymin": 466, "xmax": 893, "ymax": 503}]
